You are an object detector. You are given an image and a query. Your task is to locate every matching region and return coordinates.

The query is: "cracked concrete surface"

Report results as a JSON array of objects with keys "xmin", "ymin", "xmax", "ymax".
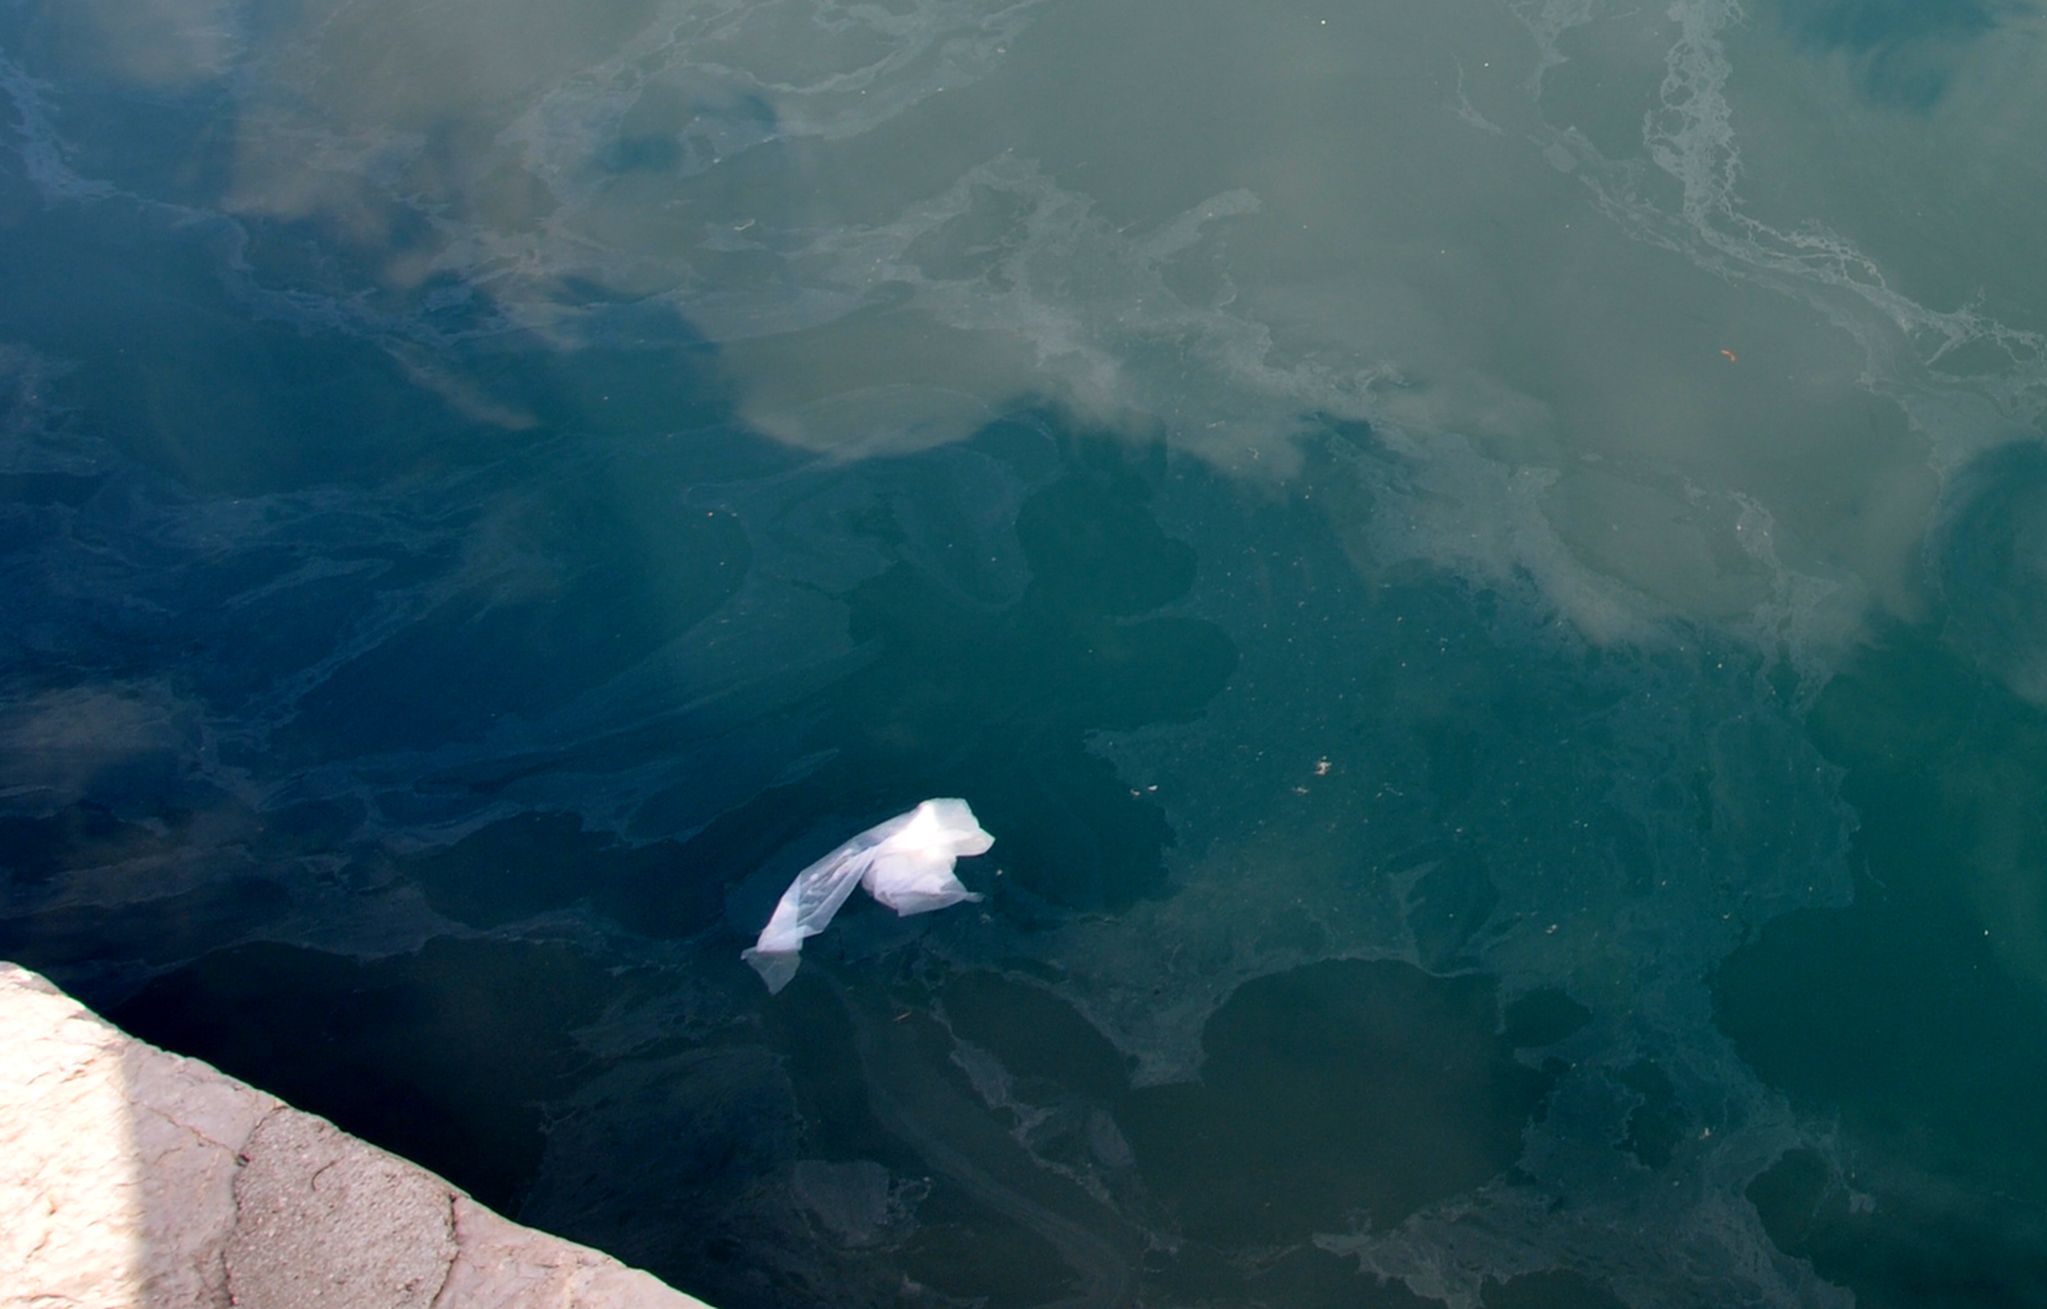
[{"xmin": 1, "ymin": 962, "xmax": 711, "ymax": 1309}]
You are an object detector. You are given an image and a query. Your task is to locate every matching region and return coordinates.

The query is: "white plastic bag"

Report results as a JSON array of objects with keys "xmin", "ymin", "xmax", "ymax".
[{"xmin": 742, "ymin": 798, "xmax": 993, "ymax": 992}]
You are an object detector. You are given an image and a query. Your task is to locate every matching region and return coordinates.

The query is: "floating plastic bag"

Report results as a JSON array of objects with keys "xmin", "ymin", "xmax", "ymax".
[{"xmin": 743, "ymin": 798, "xmax": 993, "ymax": 993}]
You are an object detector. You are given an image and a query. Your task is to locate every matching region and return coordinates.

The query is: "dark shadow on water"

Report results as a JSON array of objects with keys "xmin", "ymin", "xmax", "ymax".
[
  {"xmin": 1714, "ymin": 622, "xmax": 2047, "ymax": 1306},
  {"xmin": 104, "ymin": 937, "xmax": 634, "ymax": 1215},
  {"xmin": 1117, "ymin": 960, "xmax": 1553, "ymax": 1248},
  {"xmin": 901, "ymin": 960, "xmax": 1557, "ymax": 1308}
]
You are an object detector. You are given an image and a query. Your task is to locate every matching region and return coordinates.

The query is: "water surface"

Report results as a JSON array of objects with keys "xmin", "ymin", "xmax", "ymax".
[{"xmin": 5, "ymin": 0, "xmax": 2047, "ymax": 1305}]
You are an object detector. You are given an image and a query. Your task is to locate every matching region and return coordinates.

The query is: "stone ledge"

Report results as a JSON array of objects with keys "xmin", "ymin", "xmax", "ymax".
[{"xmin": 0, "ymin": 961, "xmax": 712, "ymax": 1309}]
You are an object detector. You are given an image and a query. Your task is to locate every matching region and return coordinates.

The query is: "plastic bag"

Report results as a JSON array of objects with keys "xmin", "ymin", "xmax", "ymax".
[{"xmin": 743, "ymin": 798, "xmax": 993, "ymax": 992}]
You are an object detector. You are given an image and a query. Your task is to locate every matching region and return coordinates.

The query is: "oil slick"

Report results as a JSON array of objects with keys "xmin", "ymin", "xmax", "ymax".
[{"xmin": 743, "ymin": 799, "xmax": 994, "ymax": 993}]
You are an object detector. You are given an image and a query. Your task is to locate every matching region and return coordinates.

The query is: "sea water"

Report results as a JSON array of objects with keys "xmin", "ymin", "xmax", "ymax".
[{"xmin": 4, "ymin": 0, "xmax": 2046, "ymax": 1304}]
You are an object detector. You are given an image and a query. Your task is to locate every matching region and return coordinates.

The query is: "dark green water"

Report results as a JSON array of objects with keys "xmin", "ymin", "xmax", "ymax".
[{"xmin": 4, "ymin": 1, "xmax": 2047, "ymax": 1305}]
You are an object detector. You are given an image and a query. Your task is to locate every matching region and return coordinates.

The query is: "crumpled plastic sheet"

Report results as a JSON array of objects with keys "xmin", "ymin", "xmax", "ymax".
[{"xmin": 743, "ymin": 799, "xmax": 993, "ymax": 992}]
